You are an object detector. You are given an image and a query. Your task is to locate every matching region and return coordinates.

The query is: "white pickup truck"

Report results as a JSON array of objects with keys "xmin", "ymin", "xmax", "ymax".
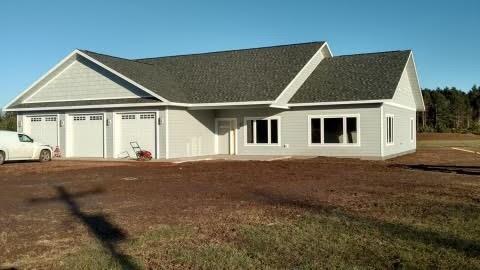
[{"xmin": 0, "ymin": 130, "xmax": 53, "ymax": 165}]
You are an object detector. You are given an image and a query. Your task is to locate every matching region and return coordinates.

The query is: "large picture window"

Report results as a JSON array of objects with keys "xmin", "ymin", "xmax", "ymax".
[
  {"xmin": 309, "ymin": 115, "xmax": 359, "ymax": 145},
  {"xmin": 386, "ymin": 115, "xmax": 394, "ymax": 145},
  {"xmin": 245, "ymin": 117, "xmax": 280, "ymax": 145}
]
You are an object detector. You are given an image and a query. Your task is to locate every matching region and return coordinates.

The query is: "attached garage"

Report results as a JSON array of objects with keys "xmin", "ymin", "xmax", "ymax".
[
  {"xmin": 114, "ymin": 112, "xmax": 157, "ymax": 159},
  {"xmin": 67, "ymin": 114, "xmax": 105, "ymax": 158},
  {"xmin": 24, "ymin": 115, "xmax": 59, "ymax": 147}
]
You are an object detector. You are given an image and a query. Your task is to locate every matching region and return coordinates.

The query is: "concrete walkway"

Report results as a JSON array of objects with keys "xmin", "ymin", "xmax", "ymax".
[{"xmin": 57, "ymin": 155, "xmax": 315, "ymax": 163}]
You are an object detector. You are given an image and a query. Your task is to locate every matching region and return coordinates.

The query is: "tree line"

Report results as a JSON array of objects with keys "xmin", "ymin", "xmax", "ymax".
[
  {"xmin": 1, "ymin": 86, "xmax": 480, "ymax": 133},
  {"xmin": 0, "ymin": 112, "xmax": 16, "ymax": 131},
  {"xmin": 419, "ymin": 85, "xmax": 480, "ymax": 133}
]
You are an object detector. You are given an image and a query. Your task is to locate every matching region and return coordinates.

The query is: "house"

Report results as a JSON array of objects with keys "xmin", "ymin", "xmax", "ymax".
[{"xmin": 3, "ymin": 42, "xmax": 424, "ymax": 160}]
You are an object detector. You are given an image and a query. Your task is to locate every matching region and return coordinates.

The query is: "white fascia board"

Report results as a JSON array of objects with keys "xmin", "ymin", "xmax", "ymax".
[
  {"xmin": 271, "ymin": 42, "xmax": 331, "ymax": 107},
  {"xmin": 4, "ymin": 102, "xmax": 167, "ymax": 112},
  {"xmin": 391, "ymin": 51, "xmax": 425, "ymax": 112},
  {"xmin": 383, "ymin": 101, "xmax": 417, "ymax": 111},
  {"xmin": 288, "ymin": 99, "xmax": 387, "ymax": 107},
  {"xmin": 75, "ymin": 50, "xmax": 170, "ymax": 102},
  {"xmin": 169, "ymin": 101, "xmax": 273, "ymax": 108},
  {"xmin": 409, "ymin": 53, "xmax": 426, "ymax": 111},
  {"xmin": 2, "ymin": 50, "xmax": 79, "ymax": 112}
]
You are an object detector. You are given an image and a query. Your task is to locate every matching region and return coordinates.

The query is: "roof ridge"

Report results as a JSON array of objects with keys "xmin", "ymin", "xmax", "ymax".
[
  {"xmin": 79, "ymin": 49, "xmax": 155, "ymax": 66},
  {"xmin": 135, "ymin": 41, "xmax": 326, "ymax": 61},
  {"xmin": 333, "ymin": 49, "xmax": 411, "ymax": 58}
]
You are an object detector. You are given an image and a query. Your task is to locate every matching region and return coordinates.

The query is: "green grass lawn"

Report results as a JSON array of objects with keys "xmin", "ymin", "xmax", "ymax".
[
  {"xmin": 63, "ymin": 204, "xmax": 480, "ymax": 270},
  {"xmin": 417, "ymin": 139, "xmax": 480, "ymax": 150}
]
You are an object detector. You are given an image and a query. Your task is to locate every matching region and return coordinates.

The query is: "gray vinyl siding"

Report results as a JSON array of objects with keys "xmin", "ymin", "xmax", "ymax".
[
  {"xmin": 167, "ymin": 107, "xmax": 215, "ymax": 158},
  {"xmin": 215, "ymin": 105, "xmax": 381, "ymax": 158},
  {"xmin": 59, "ymin": 113, "xmax": 66, "ymax": 157},
  {"xmin": 392, "ymin": 60, "xmax": 418, "ymax": 108},
  {"xmin": 105, "ymin": 112, "xmax": 114, "ymax": 158},
  {"xmin": 27, "ymin": 58, "xmax": 149, "ymax": 103},
  {"xmin": 383, "ymin": 104, "xmax": 416, "ymax": 157}
]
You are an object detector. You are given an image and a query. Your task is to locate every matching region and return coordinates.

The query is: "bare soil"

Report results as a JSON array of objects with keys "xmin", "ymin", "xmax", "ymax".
[{"xmin": 0, "ymin": 147, "xmax": 479, "ymax": 268}]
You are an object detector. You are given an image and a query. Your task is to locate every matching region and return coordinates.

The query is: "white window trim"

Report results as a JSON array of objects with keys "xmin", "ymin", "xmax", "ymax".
[
  {"xmin": 386, "ymin": 114, "xmax": 395, "ymax": 146},
  {"xmin": 243, "ymin": 116, "xmax": 281, "ymax": 146},
  {"xmin": 307, "ymin": 114, "xmax": 361, "ymax": 147},
  {"xmin": 410, "ymin": 117, "xmax": 415, "ymax": 142}
]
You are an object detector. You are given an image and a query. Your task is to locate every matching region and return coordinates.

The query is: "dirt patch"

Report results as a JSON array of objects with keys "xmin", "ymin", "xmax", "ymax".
[{"xmin": 0, "ymin": 148, "xmax": 479, "ymax": 268}]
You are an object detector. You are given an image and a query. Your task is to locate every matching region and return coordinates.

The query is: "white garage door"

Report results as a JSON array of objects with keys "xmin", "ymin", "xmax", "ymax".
[
  {"xmin": 70, "ymin": 114, "xmax": 104, "ymax": 157},
  {"xmin": 26, "ymin": 115, "xmax": 59, "ymax": 147},
  {"xmin": 116, "ymin": 113, "xmax": 156, "ymax": 158}
]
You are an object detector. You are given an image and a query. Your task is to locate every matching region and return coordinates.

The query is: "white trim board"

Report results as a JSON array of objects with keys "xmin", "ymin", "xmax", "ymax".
[
  {"xmin": 243, "ymin": 116, "xmax": 282, "ymax": 146},
  {"xmin": 307, "ymin": 114, "xmax": 361, "ymax": 147},
  {"xmin": 272, "ymin": 42, "xmax": 332, "ymax": 107}
]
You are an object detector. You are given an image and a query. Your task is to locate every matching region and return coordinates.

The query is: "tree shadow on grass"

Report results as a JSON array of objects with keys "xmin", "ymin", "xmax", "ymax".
[
  {"xmin": 251, "ymin": 190, "xmax": 480, "ymax": 258},
  {"xmin": 392, "ymin": 164, "xmax": 480, "ymax": 176},
  {"xmin": 29, "ymin": 186, "xmax": 138, "ymax": 270}
]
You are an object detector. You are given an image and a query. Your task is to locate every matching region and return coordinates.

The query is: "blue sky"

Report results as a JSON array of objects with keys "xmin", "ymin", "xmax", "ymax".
[{"xmin": 1, "ymin": 0, "xmax": 479, "ymax": 107}]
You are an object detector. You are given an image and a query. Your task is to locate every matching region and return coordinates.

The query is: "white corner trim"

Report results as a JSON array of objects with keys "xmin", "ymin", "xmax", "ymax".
[
  {"xmin": 380, "ymin": 105, "xmax": 384, "ymax": 157},
  {"xmin": 3, "ymin": 50, "xmax": 79, "ymax": 111},
  {"xmin": 272, "ymin": 43, "xmax": 329, "ymax": 106},
  {"xmin": 75, "ymin": 50, "xmax": 170, "ymax": 103},
  {"xmin": 165, "ymin": 107, "xmax": 169, "ymax": 159}
]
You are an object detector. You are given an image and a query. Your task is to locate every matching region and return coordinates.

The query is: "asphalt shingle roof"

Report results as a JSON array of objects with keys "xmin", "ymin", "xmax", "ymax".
[
  {"xmin": 289, "ymin": 50, "xmax": 411, "ymax": 103},
  {"xmin": 81, "ymin": 42, "xmax": 325, "ymax": 103}
]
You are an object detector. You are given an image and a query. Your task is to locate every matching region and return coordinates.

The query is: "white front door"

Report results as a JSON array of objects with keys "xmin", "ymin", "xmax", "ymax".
[
  {"xmin": 216, "ymin": 119, "xmax": 235, "ymax": 155},
  {"xmin": 25, "ymin": 115, "xmax": 58, "ymax": 147},
  {"xmin": 115, "ymin": 113, "xmax": 157, "ymax": 158},
  {"xmin": 70, "ymin": 114, "xmax": 104, "ymax": 157}
]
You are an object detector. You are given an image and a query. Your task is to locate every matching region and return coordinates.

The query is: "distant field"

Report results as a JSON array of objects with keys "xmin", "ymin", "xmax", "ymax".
[{"xmin": 417, "ymin": 132, "xmax": 480, "ymax": 150}]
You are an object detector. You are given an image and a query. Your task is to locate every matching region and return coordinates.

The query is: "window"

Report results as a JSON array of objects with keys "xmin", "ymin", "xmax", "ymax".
[
  {"xmin": 45, "ymin": 117, "xmax": 57, "ymax": 122},
  {"xmin": 324, "ymin": 118, "xmax": 343, "ymax": 143},
  {"xmin": 140, "ymin": 114, "xmax": 155, "ymax": 119},
  {"xmin": 73, "ymin": 116, "xmax": 86, "ymax": 121},
  {"xmin": 90, "ymin": 115, "xmax": 102, "ymax": 121},
  {"xmin": 31, "ymin": 117, "xmax": 42, "ymax": 122},
  {"xmin": 245, "ymin": 117, "xmax": 280, "ymax": 145},
  {"xmin": 310, "ymin": 118, "xmax": 321, "ymax": 143},
  {"xmin": 18, "ymin": 134, "xmax": 33, "ymax": 143},
  {"xmin": 122, "ymin": 114, "xmax": 135, "ymax": 120},
  {"xmin": 386, "ymin": 115, "xmax": 394, "ymax": 145},
  {"xmin": 410, "ymin": 118, "xmax": 415, "ymax": 142},
  {"xmin": 309, "ymin": 115, "xmax": 359, "ymax": 145},
  {"xmin": 346, "ymin": 117, "xmax": 358, "ymax": 144}
]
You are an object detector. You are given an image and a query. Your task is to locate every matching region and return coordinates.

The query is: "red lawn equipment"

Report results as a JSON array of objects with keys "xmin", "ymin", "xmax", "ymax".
[{"xmin": 130, "ymin": 142, "xmax": 152, "ymax": 161}]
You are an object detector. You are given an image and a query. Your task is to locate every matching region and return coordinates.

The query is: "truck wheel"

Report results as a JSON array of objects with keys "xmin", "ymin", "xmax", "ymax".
[
  {"xmin": 39, "ymin": 150, "xmax": 51, "ymax": 162},
  {"xmin": 0, "ymin": 151, "xmax": 5, "ymax": 165}
]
